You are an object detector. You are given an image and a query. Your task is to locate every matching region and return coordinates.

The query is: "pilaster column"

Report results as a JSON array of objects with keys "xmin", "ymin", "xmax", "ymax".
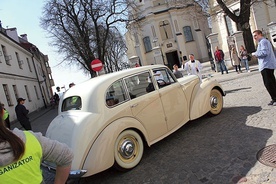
[{"xmin": 267, "ymin": 22, "xmax": 276, "ymax": 49}]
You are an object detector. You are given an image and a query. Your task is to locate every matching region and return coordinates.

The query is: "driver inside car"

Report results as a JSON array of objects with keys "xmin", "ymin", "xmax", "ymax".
[{"xmin": 153, "ymin": 70, "xmax": 166, "ymax": 86}]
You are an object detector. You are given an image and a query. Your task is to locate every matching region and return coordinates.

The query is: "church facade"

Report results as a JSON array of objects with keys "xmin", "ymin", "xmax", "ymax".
[{"xmin": 125, "ymin": 0, "xmax": 211, "ymax": 69}]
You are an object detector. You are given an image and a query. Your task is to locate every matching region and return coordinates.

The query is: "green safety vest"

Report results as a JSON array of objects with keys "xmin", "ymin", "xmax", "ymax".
[
  {"xmin": 0, "ymin": 131, "xmax": 43, "ymax": 183},
  {"xmin": 3, "ymin": 109, "xmax": 9, "ymax": 120}
]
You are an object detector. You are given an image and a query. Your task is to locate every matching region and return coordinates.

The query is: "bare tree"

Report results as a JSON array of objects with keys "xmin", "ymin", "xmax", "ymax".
[
  {"xmin": 212, "ymin": 0, "xmax": 275, "ymax": 53},
  {"xmin": 105, "ymin": 29, "xmax": 128, "ymax": 73},
  {"xmin": 40, "ymin": 0, "xmax": 137, "ymax": 78}
]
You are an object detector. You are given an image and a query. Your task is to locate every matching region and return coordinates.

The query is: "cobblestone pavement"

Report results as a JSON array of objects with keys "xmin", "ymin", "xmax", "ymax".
[{"xmin": 17, "ymin": 63, "xmax": 276, "ymax": 184}]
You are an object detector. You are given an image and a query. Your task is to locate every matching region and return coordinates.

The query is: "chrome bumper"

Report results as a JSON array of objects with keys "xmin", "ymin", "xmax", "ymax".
[{"xmin": 41, "ymin": 162, "xmax": 87, "ymax": 178}]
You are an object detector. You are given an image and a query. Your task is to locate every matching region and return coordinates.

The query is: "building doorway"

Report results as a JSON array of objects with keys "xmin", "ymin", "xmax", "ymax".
[{"xmin": 165, "ymin": 51, "xmax": 179, "ymax": 70}]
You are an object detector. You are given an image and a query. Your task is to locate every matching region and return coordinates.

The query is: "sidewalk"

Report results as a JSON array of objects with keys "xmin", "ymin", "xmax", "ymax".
[
  {"xmin": 198, "ymin": 61, "xmax": 260, "ymax": 83},
  {"xmin": 11, "ymin": 106, "xmax": 54, "ymax": 130}
]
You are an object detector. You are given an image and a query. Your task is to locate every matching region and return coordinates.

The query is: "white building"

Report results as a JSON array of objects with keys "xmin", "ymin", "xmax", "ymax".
[
  {"xmin": 0, "ymin": 27, "xmax": 55, "ymax": 122},
  {"xmin": 208, "ymin": 0, "xmax": 276, "ymax": 68},
  {"xmin": 125, "ymin": 0, "xmax": 211, "ymax": 70}
]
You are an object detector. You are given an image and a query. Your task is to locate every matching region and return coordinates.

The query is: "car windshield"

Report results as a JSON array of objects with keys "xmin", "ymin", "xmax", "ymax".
[{"xmin": 61, "ymin": 96, "xmax": 82, "ymax": 111}]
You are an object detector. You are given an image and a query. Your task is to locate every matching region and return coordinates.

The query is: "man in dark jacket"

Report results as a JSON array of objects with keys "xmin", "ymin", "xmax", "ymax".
[{"xmin": 15, "ymin": 98, "xmax": 32, "ymax": 130}]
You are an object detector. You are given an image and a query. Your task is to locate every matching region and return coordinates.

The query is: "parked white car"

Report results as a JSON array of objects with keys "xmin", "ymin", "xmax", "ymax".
[{"xmin": 44, "ymin": 65, "xmax": 225, "ymax": 178}]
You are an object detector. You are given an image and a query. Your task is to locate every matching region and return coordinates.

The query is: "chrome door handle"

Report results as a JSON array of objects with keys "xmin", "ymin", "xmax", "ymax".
[{"xmin": 130, "ymin": 104, "xmax": 138, "ymax": 108}]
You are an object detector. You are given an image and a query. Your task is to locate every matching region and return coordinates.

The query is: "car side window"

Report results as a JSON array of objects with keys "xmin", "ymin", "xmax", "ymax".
[
  {"xmin": 125, "ymin": 72, "xmax": 153, "ymax": 99},
  {"xmin": 61, "ymin": 96, "xmax": 82, "ymax": 111},
  {"xmin": 106, "ymin": 80, "xmax": 127, "ymax": 107},
  {"xmin": 153, "ymin": 68, "xmax": 176, "ymax": 88}
]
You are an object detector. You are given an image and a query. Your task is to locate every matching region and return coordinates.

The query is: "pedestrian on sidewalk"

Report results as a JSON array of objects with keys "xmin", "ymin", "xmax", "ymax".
[
  {"xmin": 231, "ymin": 47, "xmax": 242, "ymax": 74},
  {"xmin": 15, "ymin": 98, "xmax": 32, "ymax": 130},
  {"xmin": 239, "ymin": 45, "xmax": 251, "ymax": 72},
  {"xmin": 252, "ymin": 30, "xmax": 276, "ymax": 106},
  {"xmin": 214, "ymin": 46, "xmax": 229, "ymax": 75},
  {"xmin": 0, "ymin": 104, "xmax": 74, "ymax": 183}
]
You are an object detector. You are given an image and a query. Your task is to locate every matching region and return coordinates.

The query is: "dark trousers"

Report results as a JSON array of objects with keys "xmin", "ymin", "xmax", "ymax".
[
  {"xmin": 261, "ymin": 68, "xmax": 276, "ymax": 101},
  {"xmin": 235, "ymin": 65, "xmax": 241, "ymax": 72},
  {"xmin": 20, "ymin": 120, "xmax": 32, "ymax": 130}
]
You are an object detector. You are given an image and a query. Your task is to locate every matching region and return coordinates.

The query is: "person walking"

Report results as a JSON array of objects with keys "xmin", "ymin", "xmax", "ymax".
[
  {"xmin": 0, "ymin": 104, "xmax": 74, "ymax": 184},
  {"xmin": 231, "ymin": 47, "xmax": 242, "ymax": 74},
  {"xmin": 1, "ymin": 103, "xmax": 10, "ymax": 129},
  {"xmin": 15, "ymin": 98, "xmax": 32, "ymax": 130},
  {"xmin": 252, "ymin": 30, "xmax": 276, "ymax": 106},
  {"xmin": 214, "ymin": 46, "xmax": 229, "ymax": 74},
  {"xmin": 239, "ymin": 45, "xmax": 250, "ymax": 72},
  {"xmin": 173, "ymin": 64, "xmax": 183, "ymax": 79},
  {"xmin": 184, "ymin": 54, "xmax": 203, "ymax": 81}
]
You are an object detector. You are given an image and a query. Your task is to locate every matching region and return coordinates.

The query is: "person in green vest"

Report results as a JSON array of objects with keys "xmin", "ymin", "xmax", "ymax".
[
  {"xmin": 1, "ymin": 103, "xmax": 10, "ymax": 129},
  {"xmin": 0, "ymin": 104, "xmax": 74, "ymax": 184}
]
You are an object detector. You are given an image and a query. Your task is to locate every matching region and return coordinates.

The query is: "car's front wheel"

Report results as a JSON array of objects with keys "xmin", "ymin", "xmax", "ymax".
[
  {"xmin": 114, "ymin": 130, "xmax": 144, "ymax": 171},
  {"xmin": 209, "ymin": 89, "xmax": 223, "ymax": 116}
]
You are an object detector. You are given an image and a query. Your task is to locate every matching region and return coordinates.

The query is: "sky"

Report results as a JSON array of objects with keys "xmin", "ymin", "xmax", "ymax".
[{"xmin": 0, "ymin": 0, "xmax": 91, "ymax": 93}]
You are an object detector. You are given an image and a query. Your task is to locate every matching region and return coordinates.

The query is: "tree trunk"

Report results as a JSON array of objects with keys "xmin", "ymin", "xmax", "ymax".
[{"xmin": 242, "ymin": 27, "xmax": 256, "ymax": 53}]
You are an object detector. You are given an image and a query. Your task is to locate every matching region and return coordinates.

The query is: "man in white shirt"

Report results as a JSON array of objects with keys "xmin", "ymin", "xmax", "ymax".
[{"xmin": 183, "ymin": 54, "xmax": 203, "ymax": 81}]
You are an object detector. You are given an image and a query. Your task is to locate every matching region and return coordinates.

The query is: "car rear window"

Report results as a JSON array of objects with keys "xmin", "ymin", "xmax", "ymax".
[
  {"xmin": 105, "ymin": 80, "xmax": 127, "ymax": 107},
  {"xmin": 61, "ymin": 96, "xmax": 82, "ymax": 111}
]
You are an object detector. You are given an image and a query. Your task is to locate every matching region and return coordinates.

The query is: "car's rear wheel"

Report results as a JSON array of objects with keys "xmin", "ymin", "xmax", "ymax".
[
  {"xmin": 114, "ymin": 130, "xmax": 144, "ymax": 171},
  {"xmin": 209, "ymin": 89, "xmax": 223, "ymax": 116}
]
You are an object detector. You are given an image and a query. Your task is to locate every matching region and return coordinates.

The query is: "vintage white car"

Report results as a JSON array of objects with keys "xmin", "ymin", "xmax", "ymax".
[{"xmin": 44, "ymin": 65, "xmax": 225, "ymax": 178}]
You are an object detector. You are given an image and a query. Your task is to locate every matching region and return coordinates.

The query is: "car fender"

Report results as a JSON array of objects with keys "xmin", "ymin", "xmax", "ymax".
[
  {"xmin": 189, "ymin": 79, "xmax": 224, "ymax": 120},
  {"xmin": 82, "ymin": 117, "xmax": 148, "ymax": 177}
]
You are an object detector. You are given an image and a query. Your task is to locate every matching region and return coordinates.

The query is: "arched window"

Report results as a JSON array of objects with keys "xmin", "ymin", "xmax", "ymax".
[
  {"xmin": 143, "ymin": 36, "xmax": 152, "ymax": 53},
  {"xmin": 183, "ymin": 26, "xmax": 194, "ymax": 42}
]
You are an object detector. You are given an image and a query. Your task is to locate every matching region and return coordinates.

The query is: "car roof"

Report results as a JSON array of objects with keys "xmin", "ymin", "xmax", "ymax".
[{"xmin": 61, "ymin": 65, "xmax": 168, "ymax": 112}]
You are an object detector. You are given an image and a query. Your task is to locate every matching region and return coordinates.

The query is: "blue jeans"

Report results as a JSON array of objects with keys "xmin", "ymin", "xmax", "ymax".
[
  {"xmin": 218, "ymin": 60, "xmax": 228, "ymax": 74},
  {"xmin": 241, "ymin": 59, "xmax": 249, "ymax": 71}
]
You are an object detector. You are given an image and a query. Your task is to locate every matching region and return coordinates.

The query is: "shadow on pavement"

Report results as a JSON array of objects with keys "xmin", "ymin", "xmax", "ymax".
[
  {"xmin": 225, "ymin": 87, "xmax": 252, "ymax": 94},
  {"xmin": 65, "ymin": 106, "xmax": 271, "ymax": 184}
]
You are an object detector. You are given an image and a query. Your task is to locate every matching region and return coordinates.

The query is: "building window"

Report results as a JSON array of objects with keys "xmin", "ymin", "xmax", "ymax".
[
  {"xmin": 143, "ymin": 36, "xmax": 152, "ymax": 53},
  {"xmin": 26, "ymin": 57, "xmax": 32, "ymax": 72},
  {"xmin": 12, "ymin": 85, "xmax": 19, "ymax": 101},
  {"xmin": 159, "ymin": 20, "xmax": 173, "ymax": 40},
  {"xmin": 1, "ymin": 45, "xmax": 11, "ymax": 65},
  {"xmin": 34, "ymin": 86, "xmax": 40, "ymax": 100},
  {"xmin": 16, "ymin": 52, "xmax": 23, "ymax": 69},
  {"xmin": 183, "ymin": 26, "xmax": 194, "ymax": 42},
  {"xmin": 3, "ymin": 84, "xmax": 12, "ymax": 106},
  {"xmin": 0, "ymin": 50, "xmax": 2, "ymax": 63},
  {"xmin": 24, "ymin": 85, "xmax": 31, "ymax": 102}
]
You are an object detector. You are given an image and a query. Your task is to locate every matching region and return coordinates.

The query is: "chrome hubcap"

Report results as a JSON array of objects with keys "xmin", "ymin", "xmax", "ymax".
[
  {"xmin": 210, "ymin": 96, "xmax": 218, "ymax": 108},
  {"xmin": 119, "ymin": 139, "xmax": 135, "ymax": 159}
]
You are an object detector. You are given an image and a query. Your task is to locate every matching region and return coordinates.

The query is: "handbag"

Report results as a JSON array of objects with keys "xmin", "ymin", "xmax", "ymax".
[{"xmin": 247, "ymin": 54, "xmax": 251, "ymax": 61}]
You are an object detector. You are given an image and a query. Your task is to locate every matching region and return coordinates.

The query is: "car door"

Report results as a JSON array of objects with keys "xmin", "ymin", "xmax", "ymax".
[
  {"xmin": 124, "ymin": 71, "xmax": 167, "ymax": 142},
  {"xmin": 153, "ymin": 68, "xmax": 189, "ymax": 131}
]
